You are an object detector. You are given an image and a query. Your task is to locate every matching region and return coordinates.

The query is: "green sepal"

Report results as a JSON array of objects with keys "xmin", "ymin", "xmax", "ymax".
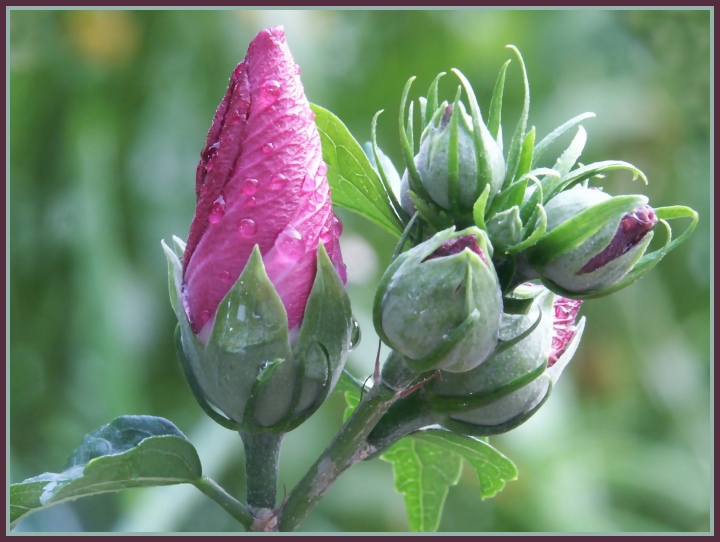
[
  {"xmin": 505, "ymin": 204, "xmax": 547, "ymax": 255},
  {"xmin": 452, "ymin": 68, "xmax": 505, "ymax": 201},
  {"xmin": 400, "ymin": 76, "xmax": 432, "ymax": 204},
  {"xmin": 502, "ymin": 45, "xmax": 530, "ymax": 188},
  {"xmin": 440, "ymin": 378, "xmax": 553, "ymax": 437},
  {"xmin": 446, "ymin": 85, "xmax": 464, "ymax": 216},
  {"xmin": 486, "ymin": 206, "xmax": 524, "ymax": 251},
  {"xmin": 369, "ymin": 110, "xmax": 409, "ymax": 223},
  {"xmin": 409, "ymin": 190, "xmax": 456, "ymax": 232},
  {"xmin": 472, "ymin": 184, "xmax": 491, "ymax": 232},
  {"xmin": 532, "ymin": 112, "xmax": 595, "ymax": 168},
  {"xmin": 544, "ymin": 160, "xmax": 648, "ymax": 203},
  {"xmin": 528, "ymin": 194, "xmax": 648, "ymax": 269},
  {"xmin": 514, "ymin": 126, "xmax": 535, "ymax": 182},
  {"xmin": 487, "ymin": 59, "xmax": 511, "ymax": 142},
  {"xmin": 202, "ymin": 246, "xmax": 293, "ymax": 427},
  {"xmin": 425, "ymin": 71, "xmax": 446, "ymax": 129},
  {"xmin": 404, "ymin": 308, "xmax": 482, "ymax": 373},
  {"xmin": 430, "ymin": 359, "xmax": 547, "ymax": 414}
]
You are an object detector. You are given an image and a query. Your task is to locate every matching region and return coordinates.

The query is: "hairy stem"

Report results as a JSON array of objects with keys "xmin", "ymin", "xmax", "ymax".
[
  {"xmin": 240, "ymin": 431, "xmax": 284, "ymax": 516},
  {"xmin": 278, "ymin": 351, "xmax": 414, "ymax": 532}
]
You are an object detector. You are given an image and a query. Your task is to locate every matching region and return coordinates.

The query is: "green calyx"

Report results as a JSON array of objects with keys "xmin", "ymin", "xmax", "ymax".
[
  {"xmin": 162, "ymin": 239, "xmax": 352, "ymax": 434},
  {"xmin": 373, "ymin": 227, "xmax": 502, "ymax": 374}
]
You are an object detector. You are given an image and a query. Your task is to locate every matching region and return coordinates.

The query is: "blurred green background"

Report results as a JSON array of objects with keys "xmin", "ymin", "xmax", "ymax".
[{"xmin": 9, "ymin": 8, "xmax": 711, "ymax": 533}]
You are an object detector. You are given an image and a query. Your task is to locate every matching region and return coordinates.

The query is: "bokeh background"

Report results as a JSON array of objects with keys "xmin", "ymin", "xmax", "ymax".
[{"xmin": 9, "ymin": 9, "xmax": 711, "ymax": 533}]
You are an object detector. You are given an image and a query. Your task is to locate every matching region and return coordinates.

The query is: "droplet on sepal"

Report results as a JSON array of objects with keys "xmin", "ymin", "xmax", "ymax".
[{"xmin": 350, "ymin": 317, "xmax": 361, "ymax": 351}]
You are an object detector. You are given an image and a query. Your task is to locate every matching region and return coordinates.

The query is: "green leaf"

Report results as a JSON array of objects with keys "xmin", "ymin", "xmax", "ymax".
[
  {"xmin": 311, "ymin": 103, "xmax": 404, "ymax": 237},
  {"xmin": 414, "ymin": 430, "xmax": 518, "ymax": 499},
  {"xmin": 381, "ymin": 437, "xmax": 463, "ymax": 532},
  {"xmin": 10, "ymin": 416, "xmax": 201, "ymax": 529}
]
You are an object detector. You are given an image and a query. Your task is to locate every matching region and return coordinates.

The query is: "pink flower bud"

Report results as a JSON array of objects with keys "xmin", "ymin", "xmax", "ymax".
[{"xmin": 181, "ymin": 27, "xmax": 346, "ymax": 337}]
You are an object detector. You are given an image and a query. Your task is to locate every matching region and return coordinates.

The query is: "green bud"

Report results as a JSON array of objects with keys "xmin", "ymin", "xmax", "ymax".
[
  {"xmin": 430, "ymin": 284, "xmax": 585, "ymax": 435},
  {"xmin": 373, "ymin": 227, "xmax": 502, "ymax": 373},
  {"xmin": 163, "ymin": 238, "xmax": 352, "ymax": 433},
  {"xmin": 528, "ymin": 186, "xmax": 657, "ymax": 295}
]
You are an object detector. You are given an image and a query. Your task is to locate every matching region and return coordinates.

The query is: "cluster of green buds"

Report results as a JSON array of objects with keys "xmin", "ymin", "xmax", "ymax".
[{"xmin": 366, "ymin": 46, "xmax": 697, "ymax": 445}]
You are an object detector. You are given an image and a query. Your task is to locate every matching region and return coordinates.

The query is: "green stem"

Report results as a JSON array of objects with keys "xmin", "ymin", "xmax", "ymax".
[
  {"xmin": 194, "ymin": 475, "xmax": 253, "ymax": 531},
  {"xmin": 240, "ymin": 431, "xmax": 284, "ymax": 513},
  {"xmin": 278, "ymin": 352, "xmax": 413, "ymax": 532}
]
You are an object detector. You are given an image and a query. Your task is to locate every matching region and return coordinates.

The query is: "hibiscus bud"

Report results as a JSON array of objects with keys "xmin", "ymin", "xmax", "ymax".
[
  {"xmin": 163, "ymin": 27, "xmax": 352, "ymax": 432},
  {"xmin": 430, "ymin": 284, "xmax": 585, "ymax": 436},
  {"xmin": 528, "ymin": 186, "xmax": 657, "ymax": 295},
  {"xmin": 373, "ymin": 227, "xmax": 503, "ymax": 373},
  {"xmin": 401, "ymin": 99, "xmax": 504, "ymax": 216}
]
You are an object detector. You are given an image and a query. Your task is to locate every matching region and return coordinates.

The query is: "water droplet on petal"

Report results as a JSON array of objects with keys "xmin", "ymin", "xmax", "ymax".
[
  {"xmin": 314, "ymin": 191, "xmax": 326, "ymax": 205},
  {"xmin": 318, "ymin": 162, "xmax": 328, "ymax": 176},
  {"xmin": 201, "ymin": 141, "xmax": 220, "ymax": 162},
  {"xmin": 221, "ymin": 270, "xmax": 232, "ymax": 283},
  {"xmin": 302, "ymin": 173, "xmax": 316, "ymax": 192},
  {"xmin": 208, "ymin": 195, "xmax": 226, "ymax": 224},
  {"xmin": 332, "ymin": 216, "xmax": 344, "ymax": 237},
  {"xmin": 262, "ymin": 143, "xmax": 274, "ymax": 154},
  {"xmin": 246, "ymin": 197, "xmax": 257, "ymax": 208},
  {"xmin": 242, "ymin": 178, "xmax": 259, "ymax": 195},
  {"xmin": 320, "ymin": 229, "xmax": 332, "ymax": 244},
  {"xmin": 275, "ymin": 226, "xmax": 305, "ymax": 259},
  {"xmin": 199, "ymin": 310, "xmax": 211, "ymax": 325},
  {"xmin": 239, "ymin": 218, "xmax": 257, "ymax": 238},
  {"xmin": 270, "ymin": 173, "xmax": 287, "ymax": 190}
]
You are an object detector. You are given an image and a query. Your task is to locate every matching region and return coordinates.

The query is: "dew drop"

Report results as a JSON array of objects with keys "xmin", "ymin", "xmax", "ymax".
[
  {"xmin": 314, "ymin": 190, "xmax": 326, "ymax": 205},
  {"xmin": 199, "ymin": 310, "xmax": 211, "ymax": 325},
  {"xmin": 246, "ymin": 197, "xmax": 257, "ymax": 208},
  {"xmin": 276, "ymin": 226, "xmax": 305, "ymax": 259},
  {"xmin": 320, "ymin": 229, "xmax": 332, "ymax": 243},
  {"xmin": 201, "ymin": 141, "xmax": 220, "ymax": 162},
  {"xmin": 301, "ymin": 173, "xmax": 317, "ymax": 192},
  {"xmin": 332, "ymin": 216, "xmax": 344, "ymax": 237},
  {"xmin": 262, "ymin": 142, "xmax": 274, "ymax": 154},
  {"xmin": 350, "ymin": 317, "xmax": 362, "ymax": 351},
  {"xmin": 259, "ymin": 80, "xmax": 281, "ymax": 107},
  {"xmin": 242, "ymin": 178, "xmax": 259, "ymax": 195},
  {"xmin": 270, "ymin": 173, "xmax": 287, "ymax": 190},
  {"xmin": 221, "ymin": 270, "xmax": 232, "ymax": 283},
  {"xmin": 208, "ymin": 195, "xmax": 226, "ymax": 224},
  {"xmin": 239, "ymin": 218, "xmax": 257, "ymax": 238},
  {"xmin": 237, "ymin": 305, "xmax": 246, "ymax": 321}
]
